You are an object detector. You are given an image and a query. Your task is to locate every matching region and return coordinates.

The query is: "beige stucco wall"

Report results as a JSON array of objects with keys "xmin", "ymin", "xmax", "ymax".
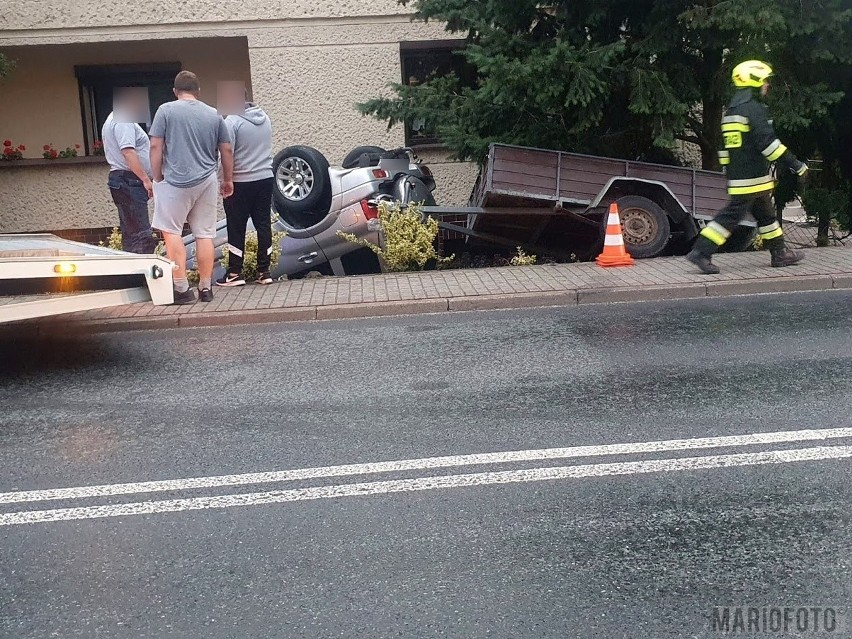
[
  {"xmin": 0, "ymin": 7, "xmax": 478, "ymax": 233},
  {"xmin": 0, "ymin": 38, "xmax": 251, "ymax": 161},
  {"xmin": 0, "ymin": 162, "xmax": 117, "ymax": 233}
]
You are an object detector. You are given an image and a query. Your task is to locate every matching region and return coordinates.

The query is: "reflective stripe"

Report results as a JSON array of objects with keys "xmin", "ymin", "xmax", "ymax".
[
  {"xmin": 227, "ymin": 244, "xmax": 244, "ymax": 257},
  {"xmin": 718, "ymin": 151, "xmax": 730, "ymax": 166},
  {"xmin": 728, "ymin": 182, "xmax": 775, "ymax": 195},
  {"xmin": 758, "ymin": 221, "xmax": 781, "ymax": 234},
  {"xmin": 604, "ymin": 234, "xmax": 625, "ymax": 246},
  {"xmin": 707, "ymin": 221, "xmax": 732, "ymax": 239},
  {"xmin": 608, "ymin": 213, "xmax": 621, "ymax": 225},
  {"xmin": 762, "ymin": 139, "xmax": 788, "ymax": 162},
  {"xmin": 729, "ymin": 176, "xmax": 775, "ymax": 187},
  {"xmin": 762, "ymin": 139, "xmax": 782, "ymax": 157},
  {"xmin": 700, "ymin": 222, "xmax": 731, "ymax": 246},
  {"xmin": 722, "ymin": 122, "xmax": 750, "ymax": 133},
  {"xmin": 722, "ymin": 115, "xmax": 750, "ymax": 125},
  {"xmin": 267, "ymin": 246, "xmax": 273, "ymax": 255},
  {"xmin": 760, "ymin": 228, "xmax": 784, "ymax": 240}
]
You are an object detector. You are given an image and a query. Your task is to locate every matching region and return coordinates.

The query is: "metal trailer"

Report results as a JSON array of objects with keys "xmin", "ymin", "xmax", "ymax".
[
  {"xmin": 0, "ymin": 234, "xmax": 174, "ymax": 325},
  {"xmin": 423, "ymin": 143, "xmax": 757, "ymax": 261}
]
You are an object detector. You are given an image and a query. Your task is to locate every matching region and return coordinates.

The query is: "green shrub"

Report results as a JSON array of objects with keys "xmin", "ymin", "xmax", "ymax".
[
  {"xmin": 509, "ymin": 247, "xmax": 537, "ymax": 265},
  {"xmin": 220, "ymin": 228, "xmax": 288, "ymax": 281},
  {"xmin": 337, "ymin": 200, "xmax": 452, "ymax": 272}
]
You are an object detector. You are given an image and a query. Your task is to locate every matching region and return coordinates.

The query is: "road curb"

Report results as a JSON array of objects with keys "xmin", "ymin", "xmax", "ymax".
[
  {"xmin": 7, "ymin": 272, "xmax": 852, "ymax": 336},
  {"xmin": 578, "ymin": 283, "xmax": 708, "ymax": 305},
  {"xmin": 448, "ymin": 291, "xmax": 577, "ymax": 311},
  {"xmin": 705, "ymin": 275, "xmax": 835, "ymax": 297}
]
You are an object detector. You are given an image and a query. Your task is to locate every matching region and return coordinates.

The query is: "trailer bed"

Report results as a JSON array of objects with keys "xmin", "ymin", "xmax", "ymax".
[{"xmin": 471, "ymin": 143, "xmax": 729, "ymax": 217}]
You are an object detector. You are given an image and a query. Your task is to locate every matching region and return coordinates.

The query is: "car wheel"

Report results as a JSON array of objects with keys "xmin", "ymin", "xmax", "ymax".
[
  {"xmin": 341, "ymin": 145, "xmax": 388, "ymax": 169},
  {"xmin": 272, "ymin": 146, "xmax": 332, "ymax": 215},
  {"xmin": 614, "ymin": 195, "xmax": 672, "ymax": 259}
]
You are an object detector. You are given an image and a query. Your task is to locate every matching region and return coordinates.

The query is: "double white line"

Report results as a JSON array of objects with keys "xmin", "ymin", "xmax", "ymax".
[{"xmin": 2, "ymin": 427, "xmax": 851, "ymax": 526}]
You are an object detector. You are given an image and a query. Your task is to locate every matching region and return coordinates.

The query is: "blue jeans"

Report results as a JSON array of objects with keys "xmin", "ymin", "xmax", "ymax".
[{"xmin": 107, "ymin": 170, "xmax": 158, "ymax": 253}]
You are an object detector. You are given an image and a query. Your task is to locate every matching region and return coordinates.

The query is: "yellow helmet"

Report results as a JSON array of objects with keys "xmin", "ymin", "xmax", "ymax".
[{"xmin": 732, "ymin": 60, "xmax": 773, "ymax": 88}]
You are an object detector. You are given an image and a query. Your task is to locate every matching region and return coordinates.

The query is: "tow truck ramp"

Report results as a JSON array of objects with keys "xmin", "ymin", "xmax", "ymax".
[{"xmin": 0, "ymin": 234, "xmax": 174, "ymax": 325}]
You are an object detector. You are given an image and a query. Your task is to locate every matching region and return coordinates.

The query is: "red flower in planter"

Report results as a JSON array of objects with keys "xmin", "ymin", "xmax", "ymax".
[
  {"xmin": 43, "ymin": 145, "xmax": 51, "ymax": 151},
  {"xmin": 3, "ymin": 140, "xmax": 11, "ymax": 147},
  {"xmin": 19, "ymin": 145, "xmax": 25, "ymax": 151},
  {"xmin": 75, "ymin": 144, "xmax": 81, "ymax": 149},
  {"xmin": 50, "ymin": 150, "xmax": 58, "ymax": 158}
]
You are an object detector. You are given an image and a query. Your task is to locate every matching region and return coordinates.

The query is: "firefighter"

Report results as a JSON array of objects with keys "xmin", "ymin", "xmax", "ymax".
[{"xmin": 686, "ymin": 60, "xmax": 808, "ymax": 274}]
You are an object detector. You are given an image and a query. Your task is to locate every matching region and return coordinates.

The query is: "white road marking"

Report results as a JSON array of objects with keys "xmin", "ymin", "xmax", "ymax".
[
  {"xmin": 1, "ymin": 445, "xmax": 849, "ymax": 527},
  {"xmin": 2, "ymin": 427, "xmax": 852, "ymax": 505}
]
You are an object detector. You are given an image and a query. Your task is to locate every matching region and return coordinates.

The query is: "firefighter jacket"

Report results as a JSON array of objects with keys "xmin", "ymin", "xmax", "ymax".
[{"xmin": 717, "ymin": 89, "xmax": 806, "ymax": 196}]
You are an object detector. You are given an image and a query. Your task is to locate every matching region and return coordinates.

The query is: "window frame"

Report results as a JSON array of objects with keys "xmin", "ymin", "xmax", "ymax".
[
  {"xmin": 398, "ymin": 40, "xmax": 473, "ymax": 148},
  {"xmin": 74, "ymin": 62, "xmax": 182, "ymax": 155}
]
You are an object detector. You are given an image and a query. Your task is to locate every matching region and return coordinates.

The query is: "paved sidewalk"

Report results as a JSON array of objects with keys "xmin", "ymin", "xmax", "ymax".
[{"xmin": 16, "ymin": 247, "xmax": 852, "ymax": 333}]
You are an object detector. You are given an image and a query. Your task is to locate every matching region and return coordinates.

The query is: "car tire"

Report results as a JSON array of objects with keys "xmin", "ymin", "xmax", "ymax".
[
  {"xmin": 614, "ymin": 195, "xmax": 672, "ymax": 259},
  {"xmin": 341, "ymin": 145, "xmax": 388, "ymax": 169},
  {"xmin": 272, "ymin": 146, "xmax": 332, "ymax": 215}
]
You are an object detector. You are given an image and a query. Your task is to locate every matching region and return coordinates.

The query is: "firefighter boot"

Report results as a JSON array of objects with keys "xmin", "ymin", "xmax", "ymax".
[
  {"xmin": 770, "ymin": 246, "xmax": 803, "ymax": 267},
  {"xmin": 686, "ymin": 237, "xmax": 721, "ymax": 275}
]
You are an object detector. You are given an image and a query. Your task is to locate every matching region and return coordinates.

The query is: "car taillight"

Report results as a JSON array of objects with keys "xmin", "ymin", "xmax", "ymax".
[
  {"xmin": 372, "ymin": 169, "xmax": 388, "ymax": 179},
  {"xmin": 360, "ymin": 200, "xmax": 379, "ymax": 220}
]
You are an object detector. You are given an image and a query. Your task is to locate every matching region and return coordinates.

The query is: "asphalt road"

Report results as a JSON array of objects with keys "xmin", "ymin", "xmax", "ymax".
[{"xmin": 1, "ymin": 291, "xmax": 851, "ymax": 638}]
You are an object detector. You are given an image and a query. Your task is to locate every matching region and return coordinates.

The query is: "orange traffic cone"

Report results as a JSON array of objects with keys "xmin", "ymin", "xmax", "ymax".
[{"xmin": 596, "ymin": 202, "xmax": 635, "ymax": 267}]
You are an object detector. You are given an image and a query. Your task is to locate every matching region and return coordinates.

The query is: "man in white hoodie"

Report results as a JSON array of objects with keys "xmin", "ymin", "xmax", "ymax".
[{"xmin": 216, "ymin": 97, "xmax": 275, "ymax": 286}]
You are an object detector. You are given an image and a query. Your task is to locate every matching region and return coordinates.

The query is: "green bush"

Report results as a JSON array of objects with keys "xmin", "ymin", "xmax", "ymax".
[
  {"xmin": 337, "ymin": 200, "xmax": 453, "ymax": 272},
  {"xmin": 220, "ymin": 228, "xmax": 287, "ymax": 281},
  {"xmin": 509, "ymin": 247, "xmax": 537, "ymax": 265}
]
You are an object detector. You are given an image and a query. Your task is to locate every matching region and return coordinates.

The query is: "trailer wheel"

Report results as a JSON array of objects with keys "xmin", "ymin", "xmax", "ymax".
[{"xmin": 615, "ymin": 195, "xmax": 671, "ymax": 259}]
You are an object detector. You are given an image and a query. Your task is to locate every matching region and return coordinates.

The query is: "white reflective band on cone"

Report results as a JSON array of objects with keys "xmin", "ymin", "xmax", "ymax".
[
  {"xmin": 605, "ymin": 235, "xmax": 625, "ymax": 246},
  {"xmin": 608, "ymin": 214, "xmax": 621, "ymax": 225}
]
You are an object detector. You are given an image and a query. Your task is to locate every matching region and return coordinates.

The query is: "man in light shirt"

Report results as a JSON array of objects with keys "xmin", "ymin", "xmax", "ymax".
[
  {"xmin": 149, "ymin": 70, "xmax": 234, "ymax": 304},
  {"xmin": 101, "ymin": 88, "xmax": 158, "ymax": 254}
]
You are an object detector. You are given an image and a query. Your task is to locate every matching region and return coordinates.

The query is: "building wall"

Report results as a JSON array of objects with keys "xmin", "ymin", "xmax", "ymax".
[
  {"xmin": 0, "ymin": 38, "xmax": 252, "ymax": 161},
  {"xmin": 0, "ymin": 4, "xmax": 478, "ymax": 234}
]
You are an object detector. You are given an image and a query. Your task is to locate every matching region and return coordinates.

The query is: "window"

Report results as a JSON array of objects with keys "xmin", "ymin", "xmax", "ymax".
[
  {"xmin": 399, "ymin": 40, "xmax": 478, "ymax": 147},
  {"xmin": 75, "ymin": 63, "xmax": 181, "ymax": 155}
]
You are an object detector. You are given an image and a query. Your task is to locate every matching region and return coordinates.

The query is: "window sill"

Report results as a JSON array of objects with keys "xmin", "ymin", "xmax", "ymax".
[{"xmin": 0, "ymin": 156, "xmax": 108, "ymax": 169}]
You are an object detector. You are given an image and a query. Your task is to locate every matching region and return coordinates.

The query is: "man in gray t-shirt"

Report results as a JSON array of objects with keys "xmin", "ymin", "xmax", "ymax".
[
  {"xmin": 150, "ymin": 70, "xmax": 234, "ymax": 305},
  {"xmin": 102, "ymin": 106, "xmax": 158, "ymax": 254}
]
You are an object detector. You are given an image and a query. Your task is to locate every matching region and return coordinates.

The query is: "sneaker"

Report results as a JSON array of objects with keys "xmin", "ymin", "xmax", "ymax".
[
  {"xmin": 216, "ymin": 272, "xmax": 245, "ymax": 287},
  {"xmin": 255, "ymin": 271, "xmax": 273, "ymax": 285},
  {"xmin": 172, "ymin": 288, "xmax": 196, "ymax": 305},
  {"xmin": 686, "ymin": 249, "xmax": 721, "ymax": 275},
  {"xmin": 198, "ymin": 287, "xmax": 214, "ymax": 303}
]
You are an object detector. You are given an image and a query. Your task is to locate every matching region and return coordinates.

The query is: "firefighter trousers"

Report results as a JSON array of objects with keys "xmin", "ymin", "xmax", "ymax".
[{"xmin": 694, "ymin": 191, "xmax": 786, "ymax": 256}]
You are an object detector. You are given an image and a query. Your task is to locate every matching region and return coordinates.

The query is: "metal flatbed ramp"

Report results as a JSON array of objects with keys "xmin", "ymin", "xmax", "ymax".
[{"xmin": 0, "ymin": 233, "xmax": 174, "ymax": 324}]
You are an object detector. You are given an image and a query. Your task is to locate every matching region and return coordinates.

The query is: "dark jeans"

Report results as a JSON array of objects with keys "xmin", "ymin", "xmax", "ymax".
[
  {"xmin": 223, "ymin": 178, "xmax": 274, "ymax": 273},
  {"xmin": 107, "ymin": 170, "xmax": 158, "ymax": 253}
]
